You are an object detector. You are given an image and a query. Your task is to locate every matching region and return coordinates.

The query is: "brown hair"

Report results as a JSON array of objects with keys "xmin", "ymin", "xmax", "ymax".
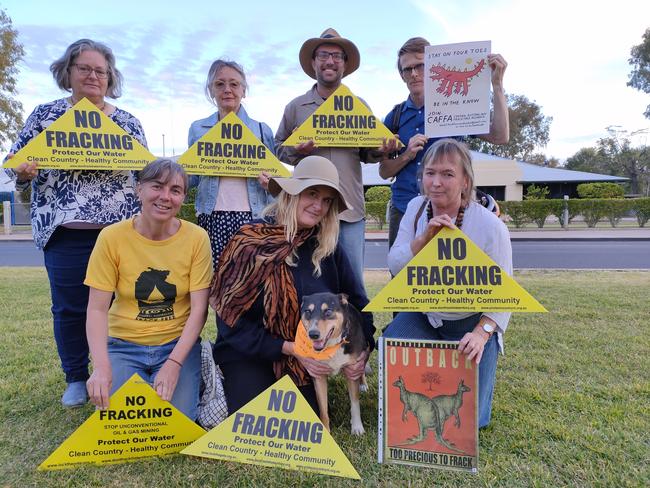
[{"xmin": 397, "ymin": 37, "xmax": 430, "ymax": 73}]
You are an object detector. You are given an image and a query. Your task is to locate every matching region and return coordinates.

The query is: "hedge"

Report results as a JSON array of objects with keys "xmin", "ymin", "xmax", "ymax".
[
  {"xmin": 633, "ymin": 198, "xmax": 650, "ymax": 227},
  {"xmin": 498, "ymin": 198, "xmax": 649, "ymax": 228},
  {"xmin": 366, "ymin": 201, "xmax": 388, "ymax": 229},
  {"xmin": 178, "ymin": 204, "xmax": 198, "ymax": 224},
  {"xmin": 577, "ymin": 182, "xmax": 625, "ymax": 199}
]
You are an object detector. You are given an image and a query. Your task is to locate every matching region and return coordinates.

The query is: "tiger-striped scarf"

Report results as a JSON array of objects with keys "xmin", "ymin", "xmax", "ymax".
[{"xmin": 210, "ymin": 222, "xmax": 314, "ymax": 386}]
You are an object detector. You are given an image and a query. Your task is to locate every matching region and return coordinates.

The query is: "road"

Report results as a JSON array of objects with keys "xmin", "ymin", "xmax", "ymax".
[
  {"xmin": 365, "ymin": 239, "xmax": 650, "ymax": 269},
  {"xmin": 1, "ymin": 239, "xmax": 649, "ymax": 269}
]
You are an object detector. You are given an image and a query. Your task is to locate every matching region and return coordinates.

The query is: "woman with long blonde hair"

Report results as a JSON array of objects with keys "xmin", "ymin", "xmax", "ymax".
[{"xmin": 210, "ymin": 155, "xmax": 374, "ymax": 413}]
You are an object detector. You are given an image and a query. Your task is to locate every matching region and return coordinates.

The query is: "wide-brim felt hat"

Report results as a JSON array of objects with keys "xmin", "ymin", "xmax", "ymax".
[
  {"xmin": 299, "ymin": 28, "xmax": 360, "ymax": 80},
  {"xmin": 268, "ymin": 155, "xmax": 350, "ymax": 213}
]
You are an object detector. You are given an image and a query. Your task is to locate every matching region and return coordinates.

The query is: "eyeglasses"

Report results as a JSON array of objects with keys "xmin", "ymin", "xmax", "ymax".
[
  {"xmin": 213, "ymin": 80, "xmax": 243, "ymax": 91},
  {"xmin": 71, "ymin": 64, "xmax": 110, "ymax": 79},
  {"xmin": 314, "ymin": 50, "xmax": 346, "ymax": 62},
  {"xmin": 400, "ymin": 63, "xmax": 425, "ymax": 77}
]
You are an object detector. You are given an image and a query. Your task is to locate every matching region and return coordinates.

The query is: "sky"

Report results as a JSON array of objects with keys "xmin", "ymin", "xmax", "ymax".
[{"xmin": 2, "ymin": 0, "xmax": 650, "ymax": 162}]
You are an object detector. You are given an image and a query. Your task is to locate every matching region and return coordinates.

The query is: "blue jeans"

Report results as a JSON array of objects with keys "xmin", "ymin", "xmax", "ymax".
[
  {"xmin": 339, "ymin": 219, "xmax": 366, "ymax": 284},
  {"xmin": 108, "ymin": 337, "xmax": 202, "ymax": 421},
  {"xmin": 44, "ymin": 227, "xmax": 102, "ymax": 383},
  {"xmin": 382, "ymin": 312, "xmax": 499, "ymax": 428}
]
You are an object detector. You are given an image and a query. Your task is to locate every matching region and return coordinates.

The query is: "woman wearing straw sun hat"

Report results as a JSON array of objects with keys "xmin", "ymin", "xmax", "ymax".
[{"xmin": 209, "ymin": 155, "xmax": 375, "ymax": 413}]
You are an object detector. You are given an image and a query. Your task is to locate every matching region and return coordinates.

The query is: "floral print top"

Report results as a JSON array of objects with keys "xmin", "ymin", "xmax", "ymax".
[{"xmin": 4, "ymin": 98, "xmax": 147, "ymax": 249}]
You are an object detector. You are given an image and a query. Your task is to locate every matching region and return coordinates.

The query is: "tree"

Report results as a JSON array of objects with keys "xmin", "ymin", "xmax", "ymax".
[
  {"xmin": 565, "ymin": 129, "xmax": 650, "ymax": 195},
  {"xmin": 467, "ymin": 94, "xmax": 553, "ymax": 161},
  {"xmin": 628, "ymin": 28, "xmax": 650, "ymax": 119},
  {"xmin": 421, "ymin": 372, "xmax": 441, "ymax": 391},
  {"xmin": 0, "ymin": 9, "xmax": 24, "ymax": 149},
  {"xmin": 527, "ymin": 153, "xmax": 560, "ymax": 167}
]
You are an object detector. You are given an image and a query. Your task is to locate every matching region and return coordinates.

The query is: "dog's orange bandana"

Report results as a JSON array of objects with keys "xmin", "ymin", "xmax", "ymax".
[{"xmin": 294, "ymin": 320, "xmax": 345, "ymax": 360}]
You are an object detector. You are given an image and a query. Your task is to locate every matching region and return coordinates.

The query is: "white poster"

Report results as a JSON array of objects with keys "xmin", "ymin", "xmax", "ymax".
[{"xmin": 424, "ymin": 41, "xmax": 491, "ymax": 138}]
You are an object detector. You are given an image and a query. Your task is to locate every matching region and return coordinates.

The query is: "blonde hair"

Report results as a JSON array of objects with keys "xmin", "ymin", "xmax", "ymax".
[
  {"xmin": 421, "ymin": 138, "xmax": 475, "ymax": 207},
  {"xmin": 263, "ymin": 190, "xmax": 339, "ymax": 277}
]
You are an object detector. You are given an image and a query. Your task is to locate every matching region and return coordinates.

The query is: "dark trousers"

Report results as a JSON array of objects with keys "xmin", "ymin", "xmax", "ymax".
[
  {"xmin": 388, "ymin": 204, "xmax": 405, "ymax": 250},
  {"xmin": 220, "ymin": 359, "xmax": 319, "ymax": 416},
  {"xmin": 43, "ymin": 227, "xmax": 102, "ymax": 383}
]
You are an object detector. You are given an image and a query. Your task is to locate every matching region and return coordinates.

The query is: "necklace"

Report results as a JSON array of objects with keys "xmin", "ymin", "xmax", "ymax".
[{"xmin": 427, "ymin": 201, "xmax": 466, "ymax": 229}]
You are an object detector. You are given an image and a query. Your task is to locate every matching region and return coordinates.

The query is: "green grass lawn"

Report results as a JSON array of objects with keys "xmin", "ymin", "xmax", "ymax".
[{"xmin": 0, "ymin": 269, "xmax": 648, "ymax": 487}]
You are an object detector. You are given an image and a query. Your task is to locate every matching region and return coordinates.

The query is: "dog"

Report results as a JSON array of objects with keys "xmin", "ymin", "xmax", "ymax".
[{"xmin": 299, "ymin": 292, "xmax": 369, "ymax": 435}]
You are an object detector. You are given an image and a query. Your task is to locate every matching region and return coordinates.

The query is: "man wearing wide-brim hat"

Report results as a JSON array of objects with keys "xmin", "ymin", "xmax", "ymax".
[{"xmin": 275, "ymin": 28, "xmax": 394, "ymax": 284}]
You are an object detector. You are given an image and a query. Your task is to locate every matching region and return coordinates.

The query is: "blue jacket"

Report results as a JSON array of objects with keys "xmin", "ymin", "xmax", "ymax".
[{"xmin": 187, "ymin": 105, "xmax": 275, "ymax": 217}]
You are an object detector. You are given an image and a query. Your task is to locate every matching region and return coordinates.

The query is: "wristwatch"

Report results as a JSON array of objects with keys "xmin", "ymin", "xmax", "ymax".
[{"xmin": 481, "ymin": 323, "xmax": 495, "ymax": 336}]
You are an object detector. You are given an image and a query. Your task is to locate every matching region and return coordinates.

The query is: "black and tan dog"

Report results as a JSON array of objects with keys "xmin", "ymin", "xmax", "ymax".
[{"xmin": 299, "ymin": 292, "xmax": 369, "ymax": 435}]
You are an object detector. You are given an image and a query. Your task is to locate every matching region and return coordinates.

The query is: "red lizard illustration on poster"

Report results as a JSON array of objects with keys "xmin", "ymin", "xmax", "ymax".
[{"xmin": 429, "ymin": 59, "xmax": 485, "ymax": 97}]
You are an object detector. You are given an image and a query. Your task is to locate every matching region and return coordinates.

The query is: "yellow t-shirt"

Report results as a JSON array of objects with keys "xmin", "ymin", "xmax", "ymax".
[{"xmin": 85, "ymin": 218, "xmax": 213, "ymax": 345}]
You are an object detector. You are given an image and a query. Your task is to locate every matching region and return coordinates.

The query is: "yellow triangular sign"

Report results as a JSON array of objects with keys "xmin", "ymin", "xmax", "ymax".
[
  {"xmin": 178, "ymin": 112, "xmax": 290, "ymax": 177},
  {"xmin": 5, "ymin": 98, "xmax": 155, "ymax": 170},
  {"xmin": 282, "ymin": 84, "xmax": 400, "ymax": 148},
  {"xmin": 181, "ymin": 375, "xmax": 360, "ymax": 480},
  {"xmin": 39, "ymin": 374, "xmax": 206, "ymax": 470},
  {"xmin": 365, "ymin": 227, "xmax": 547, "ymax": 312}
]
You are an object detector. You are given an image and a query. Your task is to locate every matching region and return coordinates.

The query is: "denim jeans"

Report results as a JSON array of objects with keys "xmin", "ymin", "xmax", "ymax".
[
  {"xmin": 338, "ymin": 219, "xmax": 366, "ymax": 284},
  {"xmin": 108, "ymin": 337, "xmax": 202, "ymax": 421},
  {"xmin": 43, "ymin": 227, "xmax": 102, "ymax": 383},
  {"xmin": 382, "ymin": 312, "xmax": 499, "ymax": 428}
]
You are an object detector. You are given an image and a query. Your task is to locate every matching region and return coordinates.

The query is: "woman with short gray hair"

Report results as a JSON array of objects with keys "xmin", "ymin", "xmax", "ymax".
[
  {"xmin": 188, "ymin": 58, "xmax": 275, "ymax": 268},
  {"xmin": 3, "ymin": 39, "xmax": 147, "ymax": 408}
]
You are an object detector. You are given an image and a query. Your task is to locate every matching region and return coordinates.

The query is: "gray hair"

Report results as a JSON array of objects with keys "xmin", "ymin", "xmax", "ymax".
[
  {"xmin": 137, "ymin": 158, "xmax": 188, "ymax": 194},
  {"xmin": 50, "ymin": 39, "xmax": 123, "ymax": 99},
  {"xmin": 421, "ymin": 138, "xmax": 475, "ymax": 206},
  {"xmin": 205, "ymin": 59, "xmax": 248, "ymax": 104}
]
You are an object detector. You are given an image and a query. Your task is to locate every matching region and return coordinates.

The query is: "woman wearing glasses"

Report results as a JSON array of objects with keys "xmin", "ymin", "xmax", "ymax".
[
  {"xmin": 3, "ymin": 39, "xmax": 147, "ymax": 408},
  {"xmin": 188, "ymin": 59, "xmax": 275, "ymax": 269}
]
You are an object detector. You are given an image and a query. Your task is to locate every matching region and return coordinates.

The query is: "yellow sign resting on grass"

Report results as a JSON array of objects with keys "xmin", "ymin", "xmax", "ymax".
[
  {"xmin": 282, "ymin": 84, "xmax": 400, "ymax": 148},
  {"xmin": 178, "ymin": 112, "xmax": 290, "ymax": 177},
  {"xmin": 364, "ymin": 227, "xmax": 547, "ymax": 313},
  {"xmin": 181, "ymin": 375, "xmax": 360, "ymax": 480},
  {"xmin": 5, "ymin": 98, "xmax": 155, "ymax": 171},
  {"xmin": 39, "ymin": 374, "xmax": 206, "ymax": 470}
]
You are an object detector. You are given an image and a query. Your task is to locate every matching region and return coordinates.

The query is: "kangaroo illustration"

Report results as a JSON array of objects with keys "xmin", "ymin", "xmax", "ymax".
[
  {"xmin": 429, "ymin": 59, "xmax": 485, "ymax": 97},
  {"xmin": 392, "ymin": 376, "xmax": 470, "ymax": 454},
  {"xmin": 432, "ymin": 379, "xmax": 471, "ymax": 429}
]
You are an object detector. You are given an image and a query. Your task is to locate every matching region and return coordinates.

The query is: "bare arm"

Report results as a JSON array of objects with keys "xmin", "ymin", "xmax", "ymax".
[
  {"xmin": 86, "ymin": 288, "xmax": 114, "ymax": 409},
  {"xmin": 479, "ymin": 54, "xmax": 509, "ymax": 145},
  {"xmin": 153, "ymin": 288, "xmax": 209, "ymax": 401}
]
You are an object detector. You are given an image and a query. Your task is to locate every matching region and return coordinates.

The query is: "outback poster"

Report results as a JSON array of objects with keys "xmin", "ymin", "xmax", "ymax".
[
  {"xmin": 424, "ymin": 41, "xmax": 491, "ymax": 138},
  {"xmin": 378, "ymin": 338, "xmax": 478, "ymax": 473}
]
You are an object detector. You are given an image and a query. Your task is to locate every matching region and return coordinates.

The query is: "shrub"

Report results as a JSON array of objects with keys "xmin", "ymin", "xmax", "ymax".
[
  {"xmin": 498, "ymin": 201, "xmax": 528, "ymax": 228},
  {"xmin": 178, "ymin": 204, "xmax": 197, "ymax": 224},
  {"xmin": 365, "ymin": 201, "xmax": 387, "ymax": 229},
  {"xmin": 632, "ymin": 198, "xmax": 650, "ymax": 227},
  {"xmin": 602, "ymin": 199, "xmax": 633, "ymax": 227},
  {"xmin": 524, "ymin": 184, "xmax": 550, "ymax": 200},
  {"xmin": 524, "ymin": 200, "xmax": 555, "ymax": 228},
  {"xmin": 548, "ymin": 199, "xmax": 579, "ymax": 228},
  {"xmin": 365, "ymin": 186, "xmax": 391, "ymax": 203},
  {"xmin": 571, "ymin": 199, "xmax": 607, "ymax": 227},
  {"xmin": 577, "ymin": 182, "xmax": 625, "ymax": 199}
]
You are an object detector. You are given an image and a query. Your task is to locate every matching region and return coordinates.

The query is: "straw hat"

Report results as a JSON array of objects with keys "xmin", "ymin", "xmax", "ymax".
[
  {"xmin": 298, "ymin": 28, "xmax": 360, "ymax": 80},
  {"xmin": 268, "ymin": 156, "xmax": 350, "ymax": 212}
]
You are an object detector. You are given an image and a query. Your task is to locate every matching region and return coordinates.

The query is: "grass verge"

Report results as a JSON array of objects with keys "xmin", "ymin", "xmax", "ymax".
[{"xmin": 0, "ymin": 269, "xmax": 648, "ymax": 487}]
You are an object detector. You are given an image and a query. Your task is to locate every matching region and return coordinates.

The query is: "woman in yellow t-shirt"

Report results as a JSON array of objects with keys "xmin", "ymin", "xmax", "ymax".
[{"xmin": 85, "ymin": 159, "xmax": 212, "ymax": 420}]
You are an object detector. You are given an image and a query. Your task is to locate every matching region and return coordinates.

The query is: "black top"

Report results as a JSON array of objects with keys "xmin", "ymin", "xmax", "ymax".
[{"xmin": 213, "ymin": 230, "xmax": 374, "ymax": 365}]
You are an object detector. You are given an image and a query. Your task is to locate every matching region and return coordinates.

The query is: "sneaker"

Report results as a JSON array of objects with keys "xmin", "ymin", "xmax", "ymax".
[{"xmin": 61, "ymin": 381, "xmax": 89, "ymax": 408}]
